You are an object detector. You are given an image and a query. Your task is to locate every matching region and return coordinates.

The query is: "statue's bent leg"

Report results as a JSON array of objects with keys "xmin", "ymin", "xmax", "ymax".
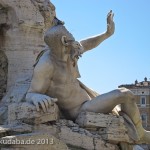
[
  {"xmin": 80, "ymin": 88, "xmax": 134, "ymax": 114},
  {"xmin": 121, "ymin": 102, "xmax": 150, "ymax": 144},
  {"xmin": 80, "ymin": 87, "xmax": 150, "ymax": 144}
]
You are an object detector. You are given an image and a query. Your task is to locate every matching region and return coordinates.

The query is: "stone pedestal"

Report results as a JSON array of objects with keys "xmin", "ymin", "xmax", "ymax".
[{"xmin": 8, "ymin": 102, "xmax": 59, "ymax": 124}]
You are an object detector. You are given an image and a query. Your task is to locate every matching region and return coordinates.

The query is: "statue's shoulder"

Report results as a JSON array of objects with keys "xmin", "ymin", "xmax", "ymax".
[{"xmin": 33, "ymin": 48, "xmax": 54, "ymax": 73}]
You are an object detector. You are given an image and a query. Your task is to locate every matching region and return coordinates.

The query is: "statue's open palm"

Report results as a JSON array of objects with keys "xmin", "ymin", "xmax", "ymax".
[{"xmin": 106, "ymin": 10, "xmax": 115, "ymax": 36}]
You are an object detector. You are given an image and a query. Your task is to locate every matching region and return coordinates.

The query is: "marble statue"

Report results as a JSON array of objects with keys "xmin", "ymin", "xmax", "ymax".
[{"xmin": 25, "ymin": 11, "xmax": 150, "ymax": 144}]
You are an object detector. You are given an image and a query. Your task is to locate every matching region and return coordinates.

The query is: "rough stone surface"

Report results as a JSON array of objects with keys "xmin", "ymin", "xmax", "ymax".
[
  {"xmin": 0, "ymin": 123, "xmax": 32, "ymax": 136},
  {"xmin": 0, "ymin": 51, "xmax": 8, "ymax": 100},
  {"xmin": 0, "ymin": 126, "xmax": 11, "ymax": 138},
  {"xmin": 8, "ymin": 102, "xmax": 59, "ymax": 124},
  {"xmin": 56, "ymin": 119, "xmax": 120, "ymax": 150},
  {"xmin": 59, "ymin": 126, "xmax": 120, "ymax": 150},
  {"xmin": 76, "ymin": 112, "xmax": 131, "ymax": 144},
  {"xmin": 59, "ymin": 126, "xmax": 95, "ymax": 150},
  {"xmin": 0, "ymin": 0, "xmax": 56, "ymax": 102},
  {"xmin": 0, "ymin": 133, "xmax": 68, "ymax": 150},
  {"xmin": 0, "ymin": 116, "xmax": 140, "ymax": 150},
  {"xmin": 0, "ymin": 105, "xmax": 7, "ymax": 125},
  {"xmin": 94, "ymin": 138, "xmax": 120, "ymax": 150},
  {"xmin": 1, "ymin": 148, "xmax": 25, "ymax": 150},
  {"xmin": 31, "ymin": 0, "xmax": 56, "ymax": 30},
  {"xmin": 76, "ymin": 112, "xmax": 124, "ymax": 128},
  {"xmin": 33, "ymin": 124, "xmax": 59, "ymax": 137},
  {"xmin": 99, "ymin": 126, "xmax": 130, "ymax": 144}
]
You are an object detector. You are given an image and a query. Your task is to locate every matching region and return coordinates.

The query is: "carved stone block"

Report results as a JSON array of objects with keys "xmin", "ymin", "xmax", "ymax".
[
  {"xmin": 0, "ymin": 126, "xmax": 11, "ymax": 138},
  {"xmin": 0, "ymin": 123, "xmax": 33, "ymax": 137},
  {"xmin": 94, "ymin": 138, "xmax": 120, "ymax": 150},
  {"xmin": 59, "ymin": 126, "xmax": 119, "ymax": 150},
  {"xmin": 8, "ymin": 102, "xmax": 59, "ymax": 124},
  {"xmin": 59, "ymin": 126, "xmax": 94, "ymax": 150},
  {"xmin": 76, "ymin": 112, "xmax": 131, "ymax": 144},
  {"xmin": 99, "ymin": 126, "xmax": 130, "ymax": 144},
  {"xmin": 76, "ymin": 112, "xmax": 124, "ymax": 128}
]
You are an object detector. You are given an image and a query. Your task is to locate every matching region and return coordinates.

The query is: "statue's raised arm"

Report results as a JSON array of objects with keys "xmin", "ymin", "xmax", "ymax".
[{"xmin": 80, "ymin": 10, "xmax": 115, "ymax": 52}]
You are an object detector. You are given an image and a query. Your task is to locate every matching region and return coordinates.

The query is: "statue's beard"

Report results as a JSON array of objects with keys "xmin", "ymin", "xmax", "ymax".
[{"xmin": 70, "ymin": 49, "xmax": 82, "ymax": 67}]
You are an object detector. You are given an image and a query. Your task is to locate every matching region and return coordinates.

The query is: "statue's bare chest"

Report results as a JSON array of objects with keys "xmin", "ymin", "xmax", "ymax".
[
  {"xmin": 47, "ymin": 60, "xmax": 81, "ymax": 100},
  {"xmin": 51, "ymin": 60, "xmax": 79, "ymax": 85}
]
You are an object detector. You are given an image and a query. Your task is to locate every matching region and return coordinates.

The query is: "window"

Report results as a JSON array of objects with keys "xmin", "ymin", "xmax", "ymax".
[
  {"xmin": 141, "ymin": 114, "xmax": 147, "ymax": 121},
  {"xmin": 140, "ymin": 96, "xmax": 146, "ymax": 107},
  {"xmin": 141, "ymin": 113, "xmax": 147, "ymax": 127}
]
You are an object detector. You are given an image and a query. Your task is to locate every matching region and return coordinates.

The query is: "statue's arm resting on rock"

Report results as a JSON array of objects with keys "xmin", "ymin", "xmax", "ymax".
[
  {"xmin": 80, "ymin": 10, "xmax": 115, "ymax": 52},
  {"xmin": 26, "ymin": 52, "xmax": 57, "ymax": 112}
]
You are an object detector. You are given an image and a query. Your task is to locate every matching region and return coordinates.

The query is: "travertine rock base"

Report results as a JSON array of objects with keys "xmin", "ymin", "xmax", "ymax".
[
  {"xmin": 0, "ymin": 108, "xmax": 141, "ymax": 150},
  {"xmin": 76, "ymin": 112, "xmax": 131, "ymax": 144},
  {"xmin": 0, "ymin": 133, "xmax": 68, "ymax": 150},
  {"xmin": 0, "ymin": 51, "xmax": 7, "ymax": 100},
  {"xmin": 8, "ymin": 102, "xmax": 59, "ymax": 124}
]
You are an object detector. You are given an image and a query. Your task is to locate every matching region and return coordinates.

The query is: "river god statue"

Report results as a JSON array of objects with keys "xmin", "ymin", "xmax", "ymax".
[{"xmin": 26, "ymin": 11, "xmax": 150, "ymax": 144}]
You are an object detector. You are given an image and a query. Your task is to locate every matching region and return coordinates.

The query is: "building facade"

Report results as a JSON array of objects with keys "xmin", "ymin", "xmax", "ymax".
[{"xmin": 119, "ymin": 77, "xmax": 150, "ymax": 130}]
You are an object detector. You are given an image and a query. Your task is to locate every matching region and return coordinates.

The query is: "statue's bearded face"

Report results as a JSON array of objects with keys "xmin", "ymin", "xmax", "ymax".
[
  {"xmin": 44, "ymin": 25, "xmax": 84, "ymax": 64},
  {"xmin": 69, "ymin": 41, "xmax": 84, "ymax": 61},
  {"xmin": 61, "ymin": 36, "xmax": 84, "ymax": 62}
]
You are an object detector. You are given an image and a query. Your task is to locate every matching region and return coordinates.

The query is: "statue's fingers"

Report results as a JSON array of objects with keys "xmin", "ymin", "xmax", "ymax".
[
  {"xmin": 45, "ymin": 95, "xmax": 51, "ymax": 101},
  {"xmin": 39, "ymin": 100, "xmax": 46, "ymax": 112},
  {"xmin": 111, "ymin": 13, "xmax": 114, "ymax": 20},
  {"xmin": 43, "ymin": 99, "xmax": 49, "ymax": 111},
  {"xmin": 107, "ymin": 15, "xmax": 111, "ymax": 23},
  {"xmin": 47, "ymin": 99, "xmax": 52, "ymax": 106},
  {"xmin": 107, "ymin": 11, "xmax": 111, "ymax": 17},
  {"xmin": 112, "ymin": 13, "xmax": 114, "ymax": 18},
  {"xmin": 107, "ymin": 10, "xmax": 114, "ymax": 23},
  {"xmin": 107, "ymin": 10, "xmax": 112, "ymax": 18},
  {"xmin": 33, "ymin": 101, "xmax": 40, "ymax": 112},
  {"xmin": 52, "ymin": 98, "xmax": 58, "ymax": 102}
]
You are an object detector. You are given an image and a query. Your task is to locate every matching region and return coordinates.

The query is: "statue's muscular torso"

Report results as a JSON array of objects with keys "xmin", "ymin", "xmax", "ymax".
[{"xmin": 39, "ymin": 50, "xmax": 91, "ymax": 117}]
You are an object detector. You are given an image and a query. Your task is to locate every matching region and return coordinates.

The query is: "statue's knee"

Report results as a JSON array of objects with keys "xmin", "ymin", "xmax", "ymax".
[{"xmin": 116, "ymin": 88, "xmax": 135, "ymax": 100}]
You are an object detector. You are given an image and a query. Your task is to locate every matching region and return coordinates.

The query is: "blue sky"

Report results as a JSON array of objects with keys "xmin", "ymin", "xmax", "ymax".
[{"xmin": 52, "ymin": 0, "xmax": 150, "ymax": 94}]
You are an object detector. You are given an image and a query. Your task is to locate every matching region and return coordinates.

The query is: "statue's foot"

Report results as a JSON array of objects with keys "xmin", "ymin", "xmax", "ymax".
[
  {"xmin": 140, "ymin": 130, "xmax": 150, "ymax": 144},
  {"xmin": 134, "ymin": 119, "xmax": 150, "ymax": 144}
]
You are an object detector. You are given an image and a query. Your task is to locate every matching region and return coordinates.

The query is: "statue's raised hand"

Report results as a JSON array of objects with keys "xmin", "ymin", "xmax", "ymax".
[
  {"xmin": 106, "ymin": 10, "xmax": 115, "ymax": 36},
  {"xmin": 26, "ymin": 93, "xmax": 58, "ymax": 112}
]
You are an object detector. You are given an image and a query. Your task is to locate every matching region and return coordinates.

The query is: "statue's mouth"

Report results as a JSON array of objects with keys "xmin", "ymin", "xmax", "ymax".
[{"xmin": 70, "ymin": 49, "xmax": 82, "ymax": 67}]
